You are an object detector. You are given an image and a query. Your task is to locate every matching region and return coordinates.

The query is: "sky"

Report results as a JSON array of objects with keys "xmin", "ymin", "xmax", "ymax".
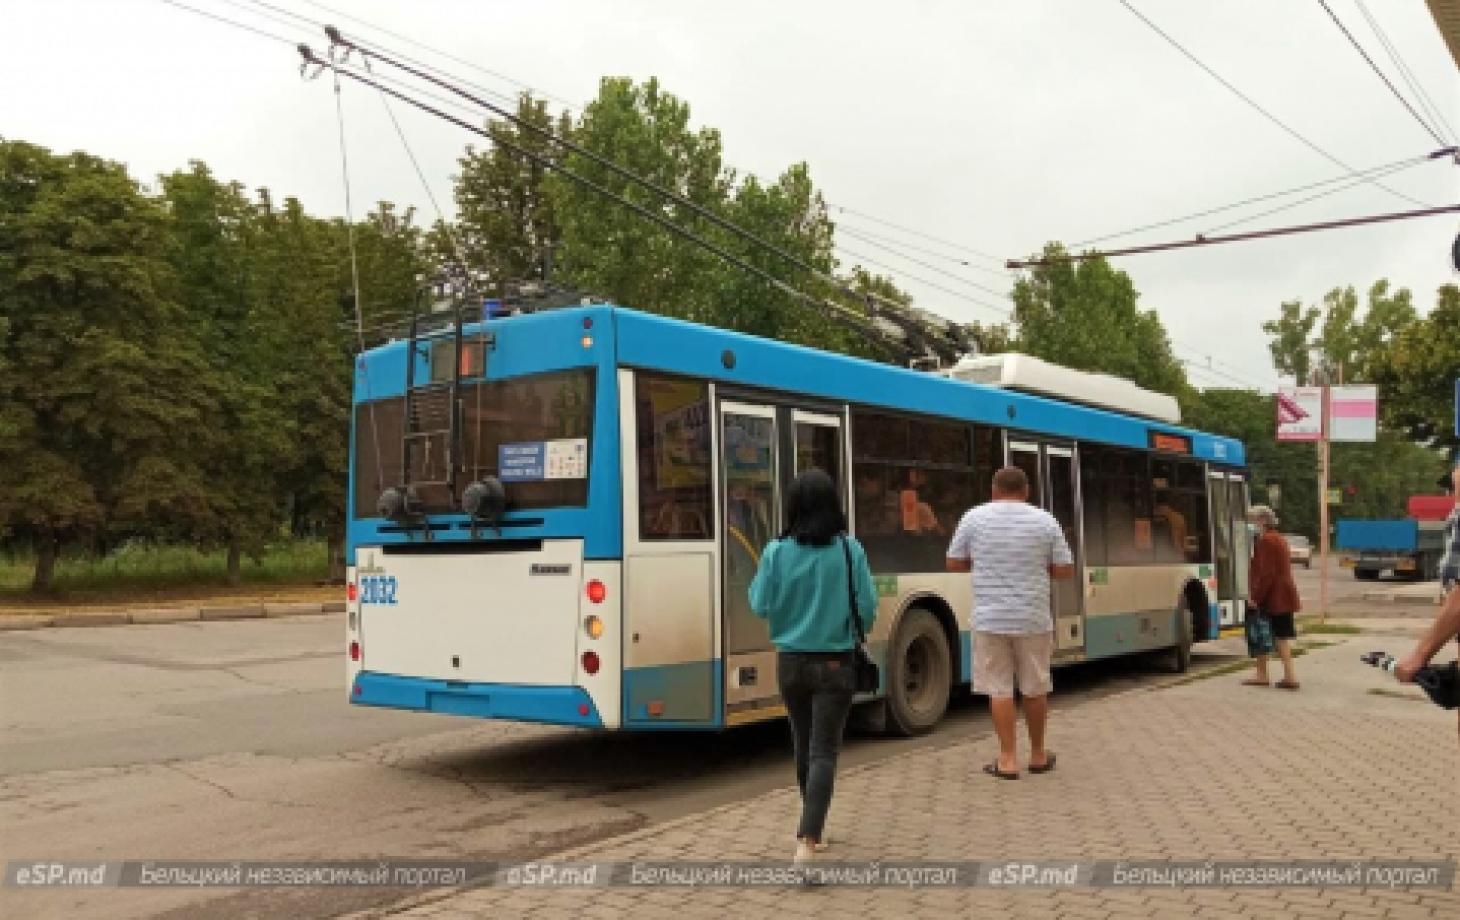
[{"xmin": 3, "ymin": 0, "xmax": 1458, "ymax": 392}]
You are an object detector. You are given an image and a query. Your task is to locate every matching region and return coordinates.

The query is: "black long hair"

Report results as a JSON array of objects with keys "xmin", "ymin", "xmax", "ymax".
[{"xmin": 781, "ymin": 468, "xmax": 846, "ymax": 547}]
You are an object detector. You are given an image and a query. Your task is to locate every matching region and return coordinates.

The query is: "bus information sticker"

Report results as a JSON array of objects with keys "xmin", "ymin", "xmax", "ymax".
[
  {"xmin": 545, "ymin": 438, "xmax": 588, "ymax": 479},
  {"xmin": 499, "ymin": 443, "xmax": 546, "ymax": 481},
  {"xmin": 499, "ymin": 440, "xmax": 588, "ymax": 481}
]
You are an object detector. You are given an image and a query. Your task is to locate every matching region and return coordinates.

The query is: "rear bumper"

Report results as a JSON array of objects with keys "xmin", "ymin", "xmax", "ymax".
[{"xmin": 351, "ymin": 672, "xmax": 605, "ymax": 728}]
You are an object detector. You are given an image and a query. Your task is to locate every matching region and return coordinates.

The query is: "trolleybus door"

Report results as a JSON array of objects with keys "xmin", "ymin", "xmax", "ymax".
[
  {"xmin": 1008, "ymin": 439, "xmax": 1087, "ymax": 654},
  {"xmin": 719, "ymin": 403, "xmax": 848, "ymax": 723},
  {"xmin": 1209, "ymin": 470, "xmax": 1251, "ymax": 627},
  {"xmin": 720, "ymin": 402, "xmax": 782, "ymax": 721}
]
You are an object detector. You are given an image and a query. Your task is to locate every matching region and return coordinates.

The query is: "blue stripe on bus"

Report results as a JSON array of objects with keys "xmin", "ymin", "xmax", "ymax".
[
  {"xmin": 611, "ymin": 308, "xmax": 1244, "ymax": 465},
  {"xmin": 622, "ymin": 660, "xmax": 723, "ymax": 729},
  {"xmin": 350, "ymin": 672, "xmax": 604, "ymax": 728}
]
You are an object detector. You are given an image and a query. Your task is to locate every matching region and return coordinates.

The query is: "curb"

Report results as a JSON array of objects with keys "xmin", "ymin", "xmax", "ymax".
[{"xmin": 0, "ymin": 603, "xmax": 340, "ymax": 632}]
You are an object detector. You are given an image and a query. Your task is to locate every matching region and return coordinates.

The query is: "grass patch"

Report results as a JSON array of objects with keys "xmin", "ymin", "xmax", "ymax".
[
  {"xmin": 1298, "ymin": 617, "xmax": 1363, "ymax": 635},
  {"xmin": 1163, "ymin": 640, "xmax": 1338, "ymax": 688},
  {"xmin": 0, "ymin": 539, "xmax": 330, "ymax": 602}
]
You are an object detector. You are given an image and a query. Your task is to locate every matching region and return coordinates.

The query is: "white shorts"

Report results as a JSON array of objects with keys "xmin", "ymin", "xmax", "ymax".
[{"xmin": 973, "ymin": 631, "xmax": 1054, "ymax": 698}]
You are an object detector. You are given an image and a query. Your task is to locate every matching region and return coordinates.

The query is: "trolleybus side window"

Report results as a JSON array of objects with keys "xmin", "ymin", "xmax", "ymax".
[
  {"xmin": 1081, "ymin": 445, "xmax": 1156, "ymax": 567},
  {"xmin": 1152, "ymin": 457, "xmax": 1213, "ymax": 564},
  {"xmin": 850, "ymin": 409, "xmax": 983, "ymax": 572},
  {"xmin": 635, "ymin": 373, "xmax": 713, "ymax": 540}
]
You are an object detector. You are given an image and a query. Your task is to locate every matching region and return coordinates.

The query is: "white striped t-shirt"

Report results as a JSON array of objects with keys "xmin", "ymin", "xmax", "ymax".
[{"xmin": 947, "ymin": 501, "xmax": 1073, "ymax": 635}]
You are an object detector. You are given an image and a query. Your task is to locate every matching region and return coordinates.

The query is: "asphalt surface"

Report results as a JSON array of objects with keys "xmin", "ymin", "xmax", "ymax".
[{"xmin": 0, "ymin": 564, "xmax": 1433, "ymax": 920}]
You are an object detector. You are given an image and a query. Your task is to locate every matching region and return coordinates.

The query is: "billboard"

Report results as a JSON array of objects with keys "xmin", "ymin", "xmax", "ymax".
[
  {"xmin": 1275, "ymin": 387, "xmax": 1323, "ymax": 441},
  {"xmin": 1328, "ymin": 385, "xmax": 1378, "ymax": 442}
]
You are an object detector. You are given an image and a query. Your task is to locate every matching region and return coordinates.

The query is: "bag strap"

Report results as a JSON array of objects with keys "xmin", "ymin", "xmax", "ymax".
[{"xmin": 839, "ymin": 535, "xmax": 867, "ymax": 646}]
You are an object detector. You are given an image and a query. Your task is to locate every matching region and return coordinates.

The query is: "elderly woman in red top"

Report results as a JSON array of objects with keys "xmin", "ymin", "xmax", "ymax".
[{"xmin": 1244, "ymin": 504, "xmax": 1302, "ymax": 690}]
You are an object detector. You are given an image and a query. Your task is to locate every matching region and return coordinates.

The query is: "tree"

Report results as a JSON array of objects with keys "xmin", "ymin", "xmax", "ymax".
[
  {"xmin": 1369, "ymin": 283, "xmax": 1460, "ymax": 450},
  {"xmin": 1263, "ymin": 280, "xmax": 1417, "ymax": 385},
  {"xmin": 0, "ymin": 141, "xmax": 213, "ymax": 592},
  {"xmin": 159, "ymin": 162, "xmax": 292, "ymax": 584},
  {"xmin": 1009, "ymin": 243, "xmax": 1187, "ymax": 396},
  {"xmin": 452, "ymin": 94, "xmax": 570, "ymax": 289},
  {"xmin": 547, "ymin": 77, "xmax": 733, "ymax": 320}
]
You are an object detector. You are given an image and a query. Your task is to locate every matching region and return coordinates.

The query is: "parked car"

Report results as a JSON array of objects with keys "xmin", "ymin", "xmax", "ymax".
[{"xmin": 1283, "ymin": 533, "xmax": 1312, "ymax": 568}]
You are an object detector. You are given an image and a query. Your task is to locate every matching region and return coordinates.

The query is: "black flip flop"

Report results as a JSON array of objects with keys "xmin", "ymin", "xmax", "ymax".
[
  {"xmin": 983, "ymin": 762, "xmax": 1019, "ymax": 780},
  {"xmin": 1029, "ymin": 752, "xmax": 1057, "ymax": 775}
]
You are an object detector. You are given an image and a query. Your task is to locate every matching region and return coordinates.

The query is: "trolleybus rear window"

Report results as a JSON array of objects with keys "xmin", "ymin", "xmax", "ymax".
[{"xmin": 353, "ymin": 369, "xmax": 595, "ymax": 517}]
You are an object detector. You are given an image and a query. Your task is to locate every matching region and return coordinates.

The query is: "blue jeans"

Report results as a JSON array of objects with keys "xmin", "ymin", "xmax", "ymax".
[{"xmin": 777, "ymin": 651, "xmax": 855, "ymax": 841}]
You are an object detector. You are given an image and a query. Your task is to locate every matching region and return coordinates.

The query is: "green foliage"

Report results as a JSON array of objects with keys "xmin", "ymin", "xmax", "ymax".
[
  {"xmin": 1263, "ymin": 281, "xmax": 1418, "ymax": 385},
  {"xmin": 0, "ymin": 141, "xmax": 219, "ymax": 590},
  {"xmin": 1010, "ymin": 243, "xmax": 1188, "ymax": 396},
  {"xmin": 453, "ymin": 95, "xmax": 568, "ymax": 287},
  {"xmin": 1246, "ymin": 280, "xmax": 1453, "ymax": 537},
  {"xmin": 0, "ymin": 538, "xmax": 328, "ymax": 597},
  {"xmin": 1369, "ymin": 284, "xmax": 1459, "ymax": 450}
]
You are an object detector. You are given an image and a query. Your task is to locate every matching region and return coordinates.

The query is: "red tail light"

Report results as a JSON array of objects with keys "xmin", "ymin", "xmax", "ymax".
[
  {"xmin": 586, "ymin": 580, "xmax": 607, "ymax": 604},
  {"xmin": 349, "ymin": 641, "xmax": 360, "ymax": 662},
  {"xmin": 347, "ymin": 583, "xmax": 358, "ymax": 602},
  {"xmin": 581, "ymin": 651, "xmax": 600, "ymax": 675}
]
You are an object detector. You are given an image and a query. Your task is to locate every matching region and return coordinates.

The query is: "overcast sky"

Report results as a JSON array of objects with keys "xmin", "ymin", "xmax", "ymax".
[{"xmin": 4, "ymin": 0, "xmax": 1457, "ymax": 391}]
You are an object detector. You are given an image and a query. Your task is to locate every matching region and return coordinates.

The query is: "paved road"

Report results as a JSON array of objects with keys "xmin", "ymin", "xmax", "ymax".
[
  {"xmin": 396, "ymin": 637, "xmax": 1458, "ymax": 920},
  {"xmin": 0, "ymin": 614, "xmax": 1246, "ymax": 920},
  {"xmin": 1291, "ymin": 554, "xmax": 1446, "ymax": 619}
]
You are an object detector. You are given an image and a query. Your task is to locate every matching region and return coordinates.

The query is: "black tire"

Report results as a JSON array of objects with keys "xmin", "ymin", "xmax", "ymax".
[
  {"xmin": 884, "ymin": 608, "xmax": 952, "ymax": 736},
  {"xmin": 1355, "ymin": 569, "xmax": 1378, "ymax": 581},
  {"xmin": 1166, "ymin": 603, "xmax": 1193, "ymax": 674}
]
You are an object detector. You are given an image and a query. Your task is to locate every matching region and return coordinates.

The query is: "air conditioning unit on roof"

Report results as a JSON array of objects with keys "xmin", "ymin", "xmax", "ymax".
[{"xmin": 944, "ymin": 353, "xmax": 1182, "ymax": 424}]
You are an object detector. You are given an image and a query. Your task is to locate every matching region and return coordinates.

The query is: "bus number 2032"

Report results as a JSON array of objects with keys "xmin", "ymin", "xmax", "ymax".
[{"xmin": 359, "ymin": 575, "xmax": 399, "ymax": 606}]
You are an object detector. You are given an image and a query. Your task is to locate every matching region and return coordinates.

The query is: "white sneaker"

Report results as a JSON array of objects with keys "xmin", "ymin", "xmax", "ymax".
[
  {"xmin": 793, "ymin": 833, "xmax": 830, "ymax": 852},
  {"xmin": 793, "ymin": 839, "xmax": 816, "ymax": 867}
]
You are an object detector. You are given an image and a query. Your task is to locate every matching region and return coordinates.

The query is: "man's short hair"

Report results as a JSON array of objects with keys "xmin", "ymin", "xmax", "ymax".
[{"xmin": 992, "ymin": 466, "xmax": 1028, "ymax": 496}]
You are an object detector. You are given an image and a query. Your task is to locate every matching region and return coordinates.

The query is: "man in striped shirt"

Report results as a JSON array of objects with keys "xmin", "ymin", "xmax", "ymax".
[{"xmin": 947, "ymin": 466, "xmax": 1075, "ymax": 779}]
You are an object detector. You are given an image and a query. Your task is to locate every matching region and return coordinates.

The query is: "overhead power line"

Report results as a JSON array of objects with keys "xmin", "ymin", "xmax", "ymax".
[
  {"xmin": 826, "ymin": 203, "xmax": 1006, "ymax": 266},
  {"xmin": 1072, "ymin": 149, "xmax": 1449, "ymax": 248},
  {"xmin": 1200, "ymin": 152, "xmax": 1440, "ymax": 235},
  {"xmin": 1315, "ymin": 0, "xmax": 1446, "ymax": 147},
  {"xmin": 1007, "ymin": 203, "xmax": 1460, "ymax": 268},
  {"xmin": 835, "ymin": 224, "xmax": 1013, "ymax": 280},
  {"xmin": 319, "ymin": 27, "xmax": 985, "ymax": 352},
  {"xmin": 298, "ymin": 48, "xmax": 899, "ymax": 343},
  {"xmin": 1116, "ymin": 0, "xmax": 1431, "ymax": 209},
  {"xmin": 1354, "ymin": 0, "xmax": 1457, "ymax": 144},
  {"xmin": 160, "ymin": 0, "xmax": 299, "ymax": 46}
]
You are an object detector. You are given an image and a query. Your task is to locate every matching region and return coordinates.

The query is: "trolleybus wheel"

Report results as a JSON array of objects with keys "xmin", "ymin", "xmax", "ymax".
[
  {"xmin": 885, "ymin": 608, "xmax": 952, "ymax": 736},
  {"xmin": 1166, "ymin": 605, "xmax": 1193, "ymax": 674}
]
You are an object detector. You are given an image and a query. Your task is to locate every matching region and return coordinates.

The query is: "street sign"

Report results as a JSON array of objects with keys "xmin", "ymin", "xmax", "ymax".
[
  {"xmin": 1329, "ymin": 385, "xmax": 1378, "ymax": 442},
  {"xmin": 1276, "ymin": 387, "xmax": 1323, "ymax": 441},
  {"xmin": 1327, "ymin": 488, "xmax": 1342, "ymax": 505}
]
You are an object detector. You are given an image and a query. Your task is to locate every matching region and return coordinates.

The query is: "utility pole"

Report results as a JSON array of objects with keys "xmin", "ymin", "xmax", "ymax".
[{"xmin": 1319, "ymin": 383, "xmax": 1330, "ymax": 624}]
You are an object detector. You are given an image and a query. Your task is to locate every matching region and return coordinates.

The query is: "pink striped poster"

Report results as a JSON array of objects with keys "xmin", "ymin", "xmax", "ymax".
[{"xmin": 1329, "ymin": 385, "xmax": 1378, "ymax": 442}]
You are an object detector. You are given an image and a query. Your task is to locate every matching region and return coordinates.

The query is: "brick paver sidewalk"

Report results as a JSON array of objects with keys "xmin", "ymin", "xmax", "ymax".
[{"xmin": 372, "ymin": 638, "xmax": 1459, "ymax": 919}]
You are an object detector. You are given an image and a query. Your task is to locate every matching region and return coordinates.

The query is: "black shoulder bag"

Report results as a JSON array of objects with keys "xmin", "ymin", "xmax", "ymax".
[{"xmin": 839, "ymin": 535, "xmax": 880, "ymax": 693}]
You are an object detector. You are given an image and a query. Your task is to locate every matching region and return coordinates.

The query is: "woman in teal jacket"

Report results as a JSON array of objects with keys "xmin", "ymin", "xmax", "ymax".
[{"xmin": 749, "ymin": 469, "xmax": 877, "ymax": 866}]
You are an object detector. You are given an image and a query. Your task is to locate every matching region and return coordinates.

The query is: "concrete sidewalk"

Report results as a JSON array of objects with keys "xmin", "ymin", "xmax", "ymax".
[{"xmin": 366, "ymin": 638, "xmax": 1459, "ymax": 919}]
